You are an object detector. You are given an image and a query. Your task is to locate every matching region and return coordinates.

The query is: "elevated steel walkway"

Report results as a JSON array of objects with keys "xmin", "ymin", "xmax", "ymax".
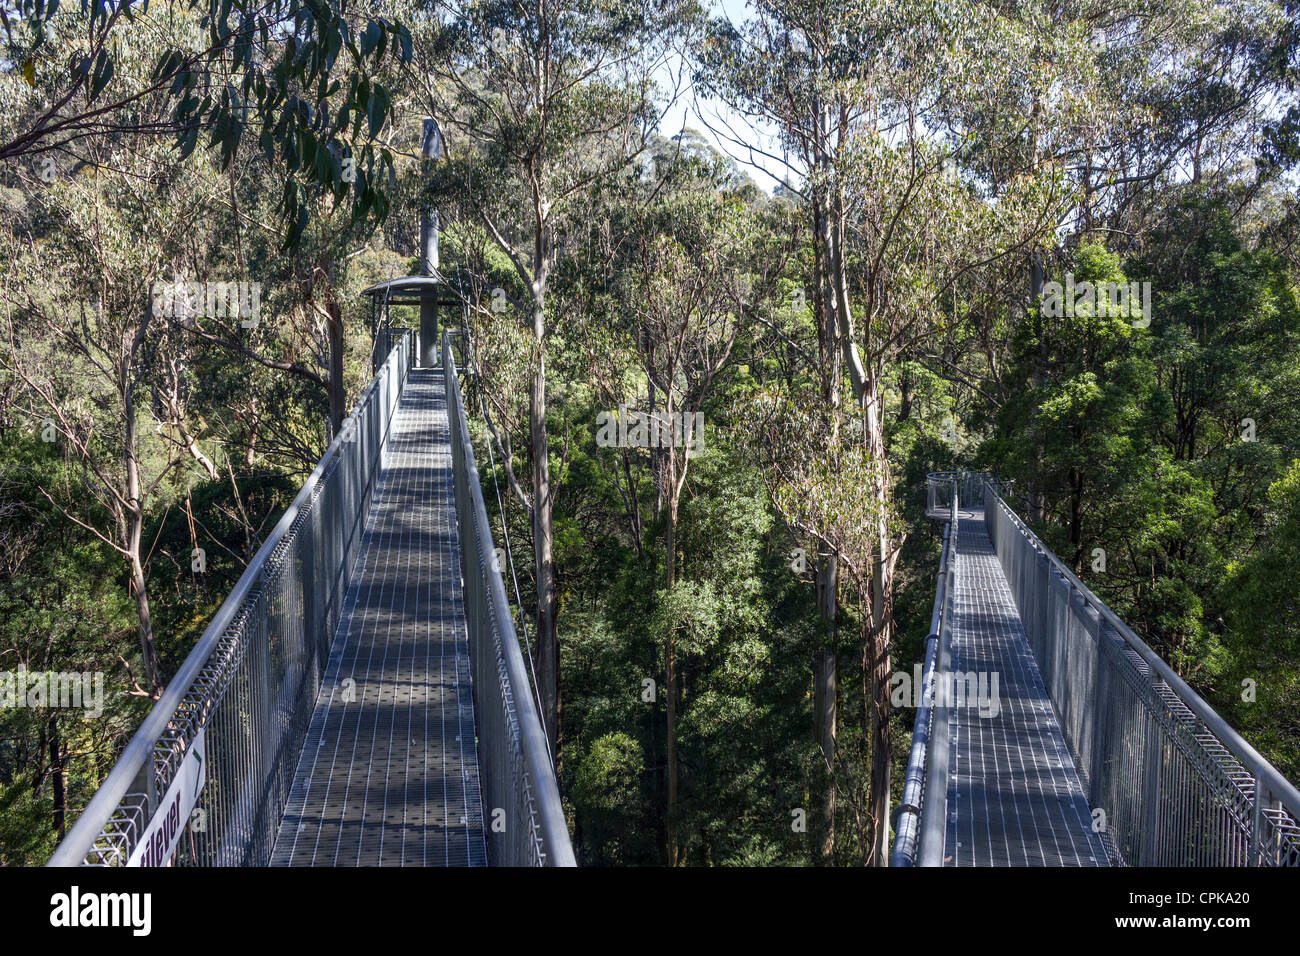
[
  {"xmin": 945, "ymin": 507, "xmax": 1107, "ymax": 866},
  {"xmin": 271, "ymin": 368, "xmax": 486, "ymax": 866},
  {"xmin": 49, "ymin": 332, "xmax": 574, "ymax": 868},
  {"xmin": 894, "ymin": 473, "xmax": 1300, "ymax": 867}
]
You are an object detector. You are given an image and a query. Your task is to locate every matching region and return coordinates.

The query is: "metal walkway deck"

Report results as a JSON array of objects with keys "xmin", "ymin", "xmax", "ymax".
[
  {"xmin": 271, "ymin": 367, "xmax": 487, "ymax": 866},
  {"xmin": 944, "ymin": 508, "xmax": 1109, "ymax": 867}
]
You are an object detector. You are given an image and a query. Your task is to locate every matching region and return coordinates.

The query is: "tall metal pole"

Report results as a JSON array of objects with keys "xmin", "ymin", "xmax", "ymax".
[{"xmin": 419, "ymin": 117, "xmax": 442, "ymax": 366}]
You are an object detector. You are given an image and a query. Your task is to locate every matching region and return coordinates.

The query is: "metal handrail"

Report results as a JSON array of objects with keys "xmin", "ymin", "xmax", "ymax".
[
  {"xmin": 49, "ymin": 332, "xmax": 415, "ymax": 866},
  {"xmin": 442, "ymin": 331, "xmax": 575, "ymax": 867},
  {"xmin": 893, "ymin": 486, "xmax": 958, "ymax": 866},
  {"xmin": 914, "ymin": 486, "xmax": 960, "ymax": 866},
  {"xmin": 982, "ymin": 478, "xmax": 1300, "ymax": 866}
]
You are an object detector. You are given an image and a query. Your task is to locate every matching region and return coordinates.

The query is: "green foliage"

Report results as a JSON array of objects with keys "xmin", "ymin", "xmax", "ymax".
[
  {"xmin": 2, "ymin": 0, "xmax": 1298, "ymax": 868},
  {"xmin": 2, "ymin": 0, "xmax": 411, "ymax": 244},
  {"xmin": 983, "ymin": 191, "xmax": 1300, "ymax": 771},
  {"xmin": 0, "ymin": 433, "xmax": 143, "ymax": 863},
  {"xmin": 1220, "ymin": 461, "xmax": 1300, "ymax": 781}
]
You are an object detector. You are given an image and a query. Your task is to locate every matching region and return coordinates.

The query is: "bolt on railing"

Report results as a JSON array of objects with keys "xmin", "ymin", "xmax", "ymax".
[
  {"xmin": 48, "ymin": 332, "xmax": 416, "ymax": 866},
  {"xmin": 442, "ymin": 331, "xmax": 576, "ymax": 867}
]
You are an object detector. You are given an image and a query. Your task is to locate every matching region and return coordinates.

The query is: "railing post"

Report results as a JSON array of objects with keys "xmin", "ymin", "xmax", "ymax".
[
  {"xmin": 129, "ymin": 757, "xmax": 158, "ymax": 853},
  {"xmin": 1251, "ymin": 779, "xmax": 1267, "ymax": 866}
]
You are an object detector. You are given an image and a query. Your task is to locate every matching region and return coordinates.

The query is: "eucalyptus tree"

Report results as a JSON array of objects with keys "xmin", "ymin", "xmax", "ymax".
[
  {"xmin": 0, "ymin": 0, "xmax": 411, "ymax": 239},
  {"xmin": 1052, "ymin": 0, "xmax": 1299, "ymax": 240},
  {"xmin": 0, "ymin": 133, "xmax": 224, "ymax": 696},
  {"xmin": 417, "ymin": 0, "xmax": 701, "ymax": 757},
  {"xmin": 0, "ymin": 440, "xmax": 139, "ymax": 858},
  {"xmin": 701, "ymin": 0, "xmax": 1101, "ymax": 864},
  {"xmin": 176, "ymin": 173, "xmax": 390, "ymax": 440},
  {"xmin": 1221, "ymin": 459, "xmax": 1300, "ymax": 783},
  {"xmin": 587, "ymin": 163, "xmax": 780, "ymax": 863}
]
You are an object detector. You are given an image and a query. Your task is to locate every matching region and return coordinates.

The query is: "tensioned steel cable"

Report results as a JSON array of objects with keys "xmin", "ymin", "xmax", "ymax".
[{"xmin": 457, "ymin": 299, "xmax": 555, "ymax": 770}]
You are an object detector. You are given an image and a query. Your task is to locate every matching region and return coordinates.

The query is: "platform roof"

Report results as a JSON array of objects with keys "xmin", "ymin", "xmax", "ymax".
[{"xmin": 360, "ymin": 274, "xmax": 465, "ymax": 307}]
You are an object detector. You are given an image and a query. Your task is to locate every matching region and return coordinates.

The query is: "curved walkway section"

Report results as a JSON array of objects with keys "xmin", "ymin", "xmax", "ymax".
[
  {"xmin": 945, "ymin": 508, "xmax": 1110, "ymax": 867},
  {"xmin": 271, "ymin": 367, "xmax": 487, "ymax": 866}
]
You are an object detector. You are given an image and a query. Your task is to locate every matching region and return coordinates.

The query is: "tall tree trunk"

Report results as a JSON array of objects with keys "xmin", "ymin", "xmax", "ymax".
[
  {"xmin": 620, "ymin": 449, "xmax": 644, "ymax": 553},
  {"xmin": 810, "ymin": 134, "xmax": 843, "ymax": 866},
  {"xmin": 123, "ymin": 383, "xmax": 160, "ymax": 695},
  {"xmin": 813, "ymin": 545, "xmax": 837, "ymax": 864},
  {"xmin": 827, "ymin": 185, "xmax": 867, "ymax": 399},
  {"xmin": 326, "ymin": 297, "xmax": 346, "ymax": 437},
  {"xmin": 530, "ymin": 300, "xmax": 560, "ymax": 760},
  {"xmin": 826, "ymin": 170, "xmax": 893, "ymax": 864},
  {"xmin": 864, "ymin": 595, "xmax": 892, "ymax": 867},
  {"xmin": 648, "ymin": 345, "xmax": 663, "ymax": 519},
  {"xmin": 665, "ymin": 478, "xmax": 680, "ymax": 866},
  {"xmin": 1029, "ymin": 251, "xmax": 1046, "ymax": 523},
  {"xmin": 1069, "ymin": 466, "xmax": 1083, "ymax": 554},
  {"xmin": 863, "ymin": 375, "xmax": 895, "ymax": 867},
  {"xmin": 812, "ymin": 181, "xmax": 831, "ymax": 379},
  {"xmin": 129, "ymin": 550, "xmax": 158, "ymax": 693},
  {"xmin": 48, "ymin": 715, "xmax": 66, "ymax": 839}
]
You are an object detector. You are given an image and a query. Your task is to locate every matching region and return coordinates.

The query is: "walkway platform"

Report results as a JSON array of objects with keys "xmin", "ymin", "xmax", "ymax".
[
  {"xmin": 944, "ymin": 508, "xmax": 1110, "ymax": 867},
  {"xmin": 271, "ymin": 367, "xmax": 487, "ymax": 866}
]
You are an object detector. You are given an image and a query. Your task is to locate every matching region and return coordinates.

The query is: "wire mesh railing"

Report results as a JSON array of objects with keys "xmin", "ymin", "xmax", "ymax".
[
  {"xmin": 441, "ymin": 331, "xmax": 575, "ymax": 867},
  {"xmin": 926, "ymin": 471, "xmax": 993, "ymax": 514},
  {"xmin": 373, "ymin": 324, "xmax": 409, "ymax": 374},
  {"xmin": 48, "ymin": 332, "xmax": 416, "ymax": 867},
  {"xmin": 982, "ymin": 481, "xmax": 1300, "ymax": 866}
]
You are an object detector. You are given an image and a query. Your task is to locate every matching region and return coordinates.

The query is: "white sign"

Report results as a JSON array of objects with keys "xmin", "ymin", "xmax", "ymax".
[{"xmin": 127, "ymin": 727, "xmax": 206, "ymax": 867}]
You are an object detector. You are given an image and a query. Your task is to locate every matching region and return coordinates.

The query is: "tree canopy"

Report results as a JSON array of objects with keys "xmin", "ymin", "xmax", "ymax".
[{"xmin": 0, "ymin": 0, "xmax": 1297, "ymax": 866}]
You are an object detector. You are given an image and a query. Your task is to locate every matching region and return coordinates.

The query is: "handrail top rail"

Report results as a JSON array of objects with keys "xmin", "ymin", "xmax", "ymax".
[
  {"xmin": 441, "ymin": 330, "xmax": 576, "ymax": 867},
  {"xmin": 894, "ymin": 499, "xmax": 957, "ymax": 866},
  {"xmin": 915, "ymin": 491, "xmax": 959, "ymax": 866}
]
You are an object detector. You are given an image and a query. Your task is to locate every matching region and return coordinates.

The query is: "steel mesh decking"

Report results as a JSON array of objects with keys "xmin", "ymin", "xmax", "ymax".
[
  {"xmin": 945, "ymin": 508, "xmax": 1110, "ymax": 867},
  {"xmin": 271, "ymin": 367, "xmax": 487, "ymax": 867}
]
